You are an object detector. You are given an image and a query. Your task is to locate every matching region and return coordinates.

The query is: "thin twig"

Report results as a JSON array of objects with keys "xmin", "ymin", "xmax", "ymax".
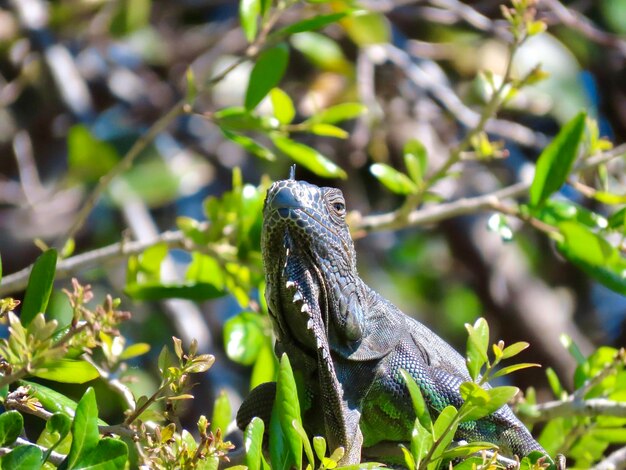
[
  {"xmin": 355, "ymin": 143, "xmax": 626, "ymax": 234},
  {"xmin": 542, "ymin": 0, "xmax": 626, "ymax": 56},
  {"xmin": 380, "ymin": 44, "xmax": 548, "ymax": 149},
  {"xmin": 522, "ymin": 397, "xmax": 626, "ymax": 423},
  {"xmin": 0, "ymin": 228, "xmax": 194, "ymax": 296},
  {"xmin": 591, "ymin": 445, "xmax": 626, "ymax": 470},
  {"xmin": 4, "ymin": 394, "xmax": 135, "ymax": 437},
  {"xmin": 60, "ymin": 101, "xmax": 187, "ymax": 247}
]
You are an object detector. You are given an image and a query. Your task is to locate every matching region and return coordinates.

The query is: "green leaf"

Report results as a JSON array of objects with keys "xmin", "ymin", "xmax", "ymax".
[
  {"xmin": 270, "ymin": 88, "xmax": 296, "ymax": 125},
  {"xmin": 410, "ymin": 418, "xmax": 433, "ymax": 467},
  {"xmin": 274, "ymin": 12, "xmax": 349, "ymax": 37},
  {"xmin": 245, "ymin": 43, "xmax": 289, "ymax": 110},
  {"xmin": 404, "ymin": 139, "xmax": 428, "ymax": 185},
  {"xmin": 0, "ymin": 410, "xmax": 23, "ymax": 446},
  {"xmin": 292, "ymin": 419, "xmax": 315, "ymax": 468},
  {"xmin": 557, "ymin": 222, "xmax": 626, "ymax": 295},
  {"xmin": 32, "ymin": 359, "xmax": 100, "ymax": 384},
  {"xmin": 125, "ymin": 281, "xmax": 225, "ymax": 301},
  {"xmin": 465, "ymin": 318, "xmax": 489, "ymax": 381},
  {"xmin": 594, "ymin": 191, "xmax": 626, "ymax": 205},
  {"xmin": 119, "ymin": 342, "xmax": 151, "ymax": 360},
  {"xmin": 310, "ymin": 124, "xmax": 348, "ymax": 139},
  {"xmin": 290, "ymin": 32, "xmax": 351, "ymax": 74},
  {"xmin": 240, "ymin": 0, "xmax": 261, "ymax": 42},
  {"xmin": 440, "ymin": 442, "xmax": 497, "ymax": 460},
  {"xmin": 272, "ymin": 135, "xmax": 347, "ymax": 179},
  {"xmin": 399, "ymin": 369, "xmax": 431, "ymax": 430},
  {"xmin": 531, "ymin": 199, "xmax": 608, "ymax": 229},
  {"xmin": 251, "ymin": 342, "xmax": 277, "ymax": 389},
  {"xmin": 430, "ymin": 406, "xmax": 459, "ymax": 465},
  {"xmin": 313, "ymin": 436, "xmax": 326, "ymax": 462},
  {"xmin": 272, "ymin": 354, "xmax": 302, "ymax": 470},
  {"xmin": 67, "ymin": 125, "xmax": 119, "ymax": 182},
  {"xmin": 72, "ymin": 437, "xmax": 128, "ymax": 470},
  {"xmin": 545, "ymin": 367, "xmax": 564, "ymax": 398},
  {"xmin": 66, "ymin": 387, "xmax": 100, "ymax": 469},
  {"xmin": 341, "ymin": 10, "xmax": 390, "ymax": 45},
  {"xmin": 21, "ymin": 380, "xmax": 109, "ymax": 425},
  {"xmin": 501, "ymin": 341, "xmax": 530, "ymax": 359},
  {"xmin": 608, "ymin": 207, "xmax": 626, "ymax": 230},
  {"xmin": 529, "ymin": 111, "xmax": 586, "ymax": 207},
  {"xmin": 224, "ymin": 312, "xmax": 266, "ymax": 366},
  {"xmin": 186, "ymin": 253, "xmax": 225, "ymax": 288},
  {"xmin": 244, "ymin": 417, "xmax": 267, "ymax": 470},
  {"xmin": 370, "ymin": 163, "xmax": 418, "ymax": 195},
  {"xmin": 221, "ymin": 127, "xmax": 277, "ymax": 160},
  {"xmin": 215, "ymin": 107, "xmax": 267, "ymax": 131},
  {"xmin": 21, "ymin": 249, "xmax": 57, "ymax": 326},
  {"xmin": 310, "ymin": 103, "xmax": 365, "ymax": 125},
  {"xmin": 40, "ymin": 413, "xmax": 72, "ymax": 461},
  {"xmin": 559, "ymin": 333, "xmax": 586, "ymax": 365},
  {"xmin": 211, "ymin": 390, "xmax": 231, "ymax": 434},
  {"xmin": 0, "ymin": 445, "xmax": 43, "ymax": 469},
  {"xmin": 489, "ymin": 363, "xmax": 541, "ymax": 380}
]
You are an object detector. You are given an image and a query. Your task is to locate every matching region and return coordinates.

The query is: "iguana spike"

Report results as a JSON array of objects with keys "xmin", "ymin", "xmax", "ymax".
[{"xmin": 289, "ymin": 164, "xmax": 296, "ymax": 180}]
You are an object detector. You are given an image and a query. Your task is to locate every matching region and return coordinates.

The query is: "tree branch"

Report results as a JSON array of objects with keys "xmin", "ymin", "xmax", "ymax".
[
  {"xmin": 591, "ymin": 445, "xmax": 626, "ymax": 470},
  {"xmin": 0, "ymin": 228, "xmax": 194, "ymax": 296},
  {"xmin": 355, "ymin": 143, "xmax": 626, "ymax": 234},
  {"xmin": 522, "ymin": 397, "xmax": 626, "ymax": 424}
]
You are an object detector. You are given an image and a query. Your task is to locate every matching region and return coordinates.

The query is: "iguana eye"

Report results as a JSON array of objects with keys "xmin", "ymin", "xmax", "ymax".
[{"xmin": 332, "ymin": 201, "xmax": 346, "ymax": 215}]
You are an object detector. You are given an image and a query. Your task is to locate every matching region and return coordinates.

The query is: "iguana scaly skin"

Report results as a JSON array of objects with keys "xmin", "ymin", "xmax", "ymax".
[{"xmin": 238, "ymin": 178, "xmax": 548, "ymax": 465}]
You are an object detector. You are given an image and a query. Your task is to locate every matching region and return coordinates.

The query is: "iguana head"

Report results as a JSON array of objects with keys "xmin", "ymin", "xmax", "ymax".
[{"xmin": 262, "ymin": 179, "xmax": 365, "ymax": 352}]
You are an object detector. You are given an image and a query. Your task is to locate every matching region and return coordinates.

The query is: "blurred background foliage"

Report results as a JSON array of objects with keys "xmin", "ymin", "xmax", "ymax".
[{"xmin": 1, "ymin": 0, "xmax": 626, "ymax": 467}]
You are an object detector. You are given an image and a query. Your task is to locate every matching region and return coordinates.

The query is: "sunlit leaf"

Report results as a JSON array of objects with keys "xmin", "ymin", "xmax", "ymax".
[
  {"xmin": 529, "ymin": 111, "xmax": 586, "ymax": 207},
  {"xmin": 490, "ymin": 363, "xmax": 541, "ymax": 380},
  {"xmin": 32, "ymin": 359, "xmax": 100, "ymax": 384},
  {"xmin": 21, "ymin": 249, "xmax": 57, "ymax": 326},
  {"xmin": 244, "ymin": 417, "xmax": 266, "ymax": 470},
  {"xmin": 270, "ymin": 88, "xmax": 295, "ymax": 125},
  {"xmin": 67, "ymin": 125, "xmax": 119, "ymax": 182},
  {"xmin": 370, "ymin": 163, "xmax": 418, "ymax": 195},
  {"xmin": 272, "ymin": 135, "xmax": 347, "ymax": 179},
  {"xmin": 119, "ymin": 342, "xmax": 151, "ymax": 360},
  {"xmin": 309, "ymin": 103, "xmax": 365, "ymax": 124},
  {"xmin": 224, "ymin": 312, "xmax": 267, "ymax": 366},
  {"xmin": 558, "ymin": 222, "xmax": 626, "ymax": 295},
  {"xmin": 465, "ymin": 318, "xmax": 489, "ymax": 381},
  {"xmin": 341, "ymin": 10, "xmax": 390, "ymax": 45},
  {"xmin": 400, "ymin": 369, "xmax": 431, "ymax": 430},
  {"xmin": 274, "ymin": 12, "xmax": 349, "ymax": 37},
  {"xmin": 221, "ymin": 129, "xmax": 276, "ymax": 161},
  {"xmin": 0, "ymin": 410, "xmax": 23, "ymax": 446},
  {"xmin": 404, "ymin": 139, "xmax": 428, "ymax": 185},
  {"xmin": 211, "ymin": 390, "xmax": 232, "ymax": 434},
  {"xmin": 310, "ymin": 123, "xmax": 348, "ymax": 139},
  {"xmin": 240, "ymin": 0, "xmax": 261, "ymax": 42},
  {"xmin": 66, "ymin": 387, "xmax": 99, "ymax": 469},
  {"xmin": 271, "ymin": 354, "xmax": 302, "ymax": 470},
  {"xmin": 290, "ymin": 32, "xmax": 351, "ymax": 73},
  {"xmin": 0, "ymin": 445, "xmax": 43, "ymax": 469}
]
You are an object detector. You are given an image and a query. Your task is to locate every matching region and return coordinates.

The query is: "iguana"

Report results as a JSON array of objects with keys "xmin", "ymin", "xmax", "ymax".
[{"xmin": 237, "ymin": 176, "xmax": 551, "ymax": 466}]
